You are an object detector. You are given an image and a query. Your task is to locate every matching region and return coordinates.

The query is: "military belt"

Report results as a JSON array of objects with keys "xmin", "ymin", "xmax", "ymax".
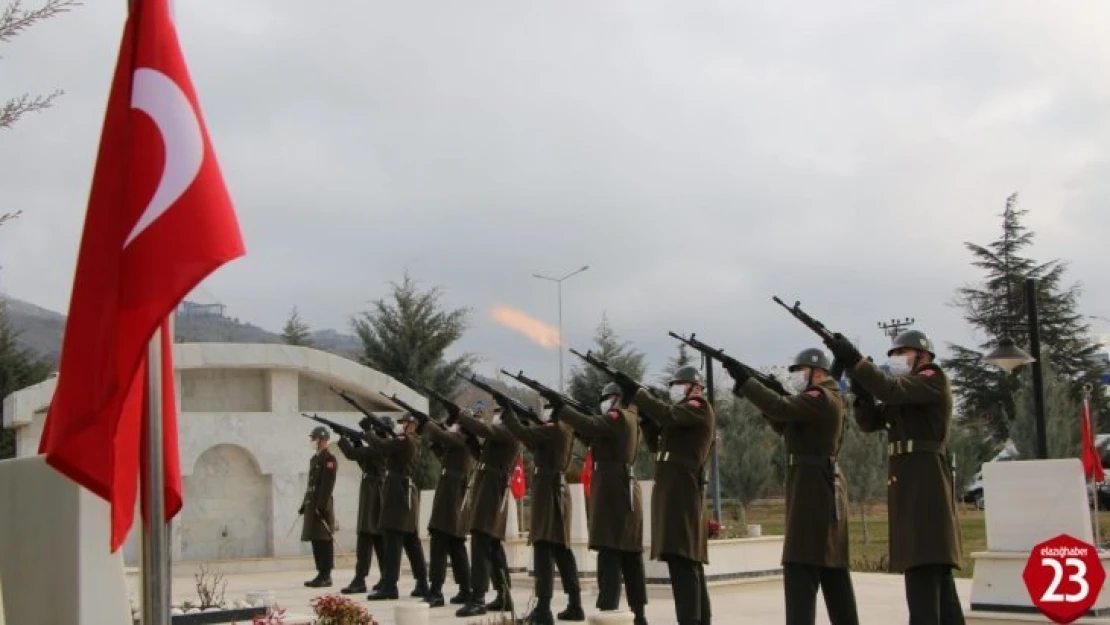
[
  {"xmin": 653, "ymin": 451, "xmax": 701, "ymax": 474},
  {"xmin": 592, "ymin": 460, "xmax": 634, "ymax": 475},
  {"xmin": 533, "ymin": 466, "xmax": 564, "ymax": 477},
  {"xmin": 887, "ymin": 439, "xmax": 946, "ymax": 456},
  {"xmin": 440, "ymin": 468, "xmax": 467, "ymax": 479},
  {"xmin": 476, "ymin": 462, "xmax": 509, "ymax": 474},
  {"xmin": 787, "ymin": 454, "xmax": 839, "ymax": 472}
]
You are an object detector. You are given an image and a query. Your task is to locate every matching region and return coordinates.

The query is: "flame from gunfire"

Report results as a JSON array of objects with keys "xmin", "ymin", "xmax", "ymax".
[{"xmin": 491, "ymin": 305, "xmax": 561, "ymax": 348}]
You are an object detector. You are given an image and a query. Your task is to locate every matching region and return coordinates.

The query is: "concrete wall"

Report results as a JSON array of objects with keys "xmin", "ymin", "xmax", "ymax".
[{"xmin": 2, "ymin": 343, "xmax": 427, "ymax": 567}]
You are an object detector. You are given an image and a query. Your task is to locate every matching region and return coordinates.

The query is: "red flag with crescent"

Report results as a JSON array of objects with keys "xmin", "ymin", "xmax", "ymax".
[
  {"xmin": 510, "ymin": 455, "xmax": 527, "ymax": 499},
  {"xmin": 580, "ymin": 448, "xmax": 593, "ymax": 498},
  {"xmin": 1081, "ymin": 397, "xmax": 1105, "ymax": 483},
  {"xmin": 38, "ymin": 0, "xmax": 244, "ymax": 551}
]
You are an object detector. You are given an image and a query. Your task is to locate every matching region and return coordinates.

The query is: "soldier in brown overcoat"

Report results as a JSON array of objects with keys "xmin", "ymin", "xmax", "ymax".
[
  {"xmin": 556, "ymin": 381, "xmax": 648, "ymax": 625},
  {"xmin": 729, "ymin": 348, "xmax": 860, "ymax": 625},
  {"xmin": 336, "ymin": 418, "xmax": 387, "ymax": 595},
  {"xmin": 419, "ymin": 416, "xmax": 477, "ymax": 607},
  {"xmin": 828, "ymin": 329, "xmax": 965, "ymax": 624},
  {"xmin": 363, "ymin": 415, "xmax": 430, "ymax": 601},
  {"xmin": 454, "ymin": 405, "xmax": 521, "ymax": 618},
  {"xmin": 300, "ymin": 426, "xmax": 338, "ymax": 587},
  {"xmin": 501, "ymin": 401, "xmax": 584, "ymax": 624},
  {"xmin": 615, "ymin": 365, "xmax": 715, "ymax": 625}
]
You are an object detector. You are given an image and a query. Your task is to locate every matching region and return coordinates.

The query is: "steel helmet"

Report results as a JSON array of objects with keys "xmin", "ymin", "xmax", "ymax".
[
  {"xmin": 601, "ymin": 382, "xmax": 621, "ymax": 398},
  {"xmin": 888, "ymin": 330, "xmax": 935, "ymax": 358},
  {"xmin": 789, "ymin": 348, "xmax": 831, "ymax": 372},
  {"xmin": 669, "ymin": 365, "xmax": 704, "ymax": 387}
]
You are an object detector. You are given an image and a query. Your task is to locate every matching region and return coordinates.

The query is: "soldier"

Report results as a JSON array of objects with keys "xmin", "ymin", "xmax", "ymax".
[
  {"xmin": 300, "ymin": 426, "xmax": 338, "ymax": 587},
  {"xmin": 362, "ymin": 415, "xmax": 430, "ymax": 601},
  {"xmin": 727, "ymin": 348, "xmax": 860, "ymax": 625},
  {"xmin": 500, "ymin": 400, "xmax": 585, "ymax": 624},
  {"xmin": 418, "ymin": 415, "xmax": 478, "ymax": 607},
  {"xmin": 826, "ymin": 330, "xmax": 965, "ymax": 624},
  {"xmin": 454, "ymin": 405, "xmax": 520, "ymax": 618},
  {"xmin": 554, "ymin": 382, "xmax": 648, "ymax": 625},
  {"xmin": 334, "ymin": 417, "xmax": 387, "ymax": 595},
  {"xmin": 612, "ymin": 365, "xmax": 715, "ymax": 625}
]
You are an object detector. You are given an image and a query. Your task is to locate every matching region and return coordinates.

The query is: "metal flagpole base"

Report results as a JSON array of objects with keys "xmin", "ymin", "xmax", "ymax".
[{"xmin": 141, "ymin": 324, "xmax": 170, "ymax": 625}]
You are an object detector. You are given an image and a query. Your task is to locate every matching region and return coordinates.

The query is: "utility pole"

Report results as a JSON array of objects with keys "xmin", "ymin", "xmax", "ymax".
[{"xmin": 878, "ymin": 317, "xmax": 915, "ymax": 340}]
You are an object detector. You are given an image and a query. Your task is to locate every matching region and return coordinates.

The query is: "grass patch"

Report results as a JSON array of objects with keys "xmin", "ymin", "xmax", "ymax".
[{"xmin": 714, "ymin": 499, "xmax": 1110, "ymax": 579}]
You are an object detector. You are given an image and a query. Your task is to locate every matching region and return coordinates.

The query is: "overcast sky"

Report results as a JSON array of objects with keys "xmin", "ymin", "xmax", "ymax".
[{"xmin": 2, "ymin": 1, "xmax": 1109, "ymax": 388}]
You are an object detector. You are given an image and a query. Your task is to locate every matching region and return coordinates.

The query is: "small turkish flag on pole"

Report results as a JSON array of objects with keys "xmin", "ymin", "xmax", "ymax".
[
  {"xmin": 580, "ymin": 448, "xmax": 593, "ymax": 498},
  {"xmin": 38, "ymin": 0, "xmax": 244, "ymax": 552},
  {"xmin": 510, "ymin": 455, "xmax": 527, "ymax": 499},
  {"xmin": 1080, "ymin": 395, "xmax": 1105, "ymax": 484}
]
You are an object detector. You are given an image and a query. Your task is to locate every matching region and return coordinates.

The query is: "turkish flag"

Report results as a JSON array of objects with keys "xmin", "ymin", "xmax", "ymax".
[
  {"xmin": 580, "ymin": 448, "xmax": 593, "ymax": 498},
  {"xmin": 38, "ymin": 0, "xmax": 244, "ymax": 551},
  {"xmin": 1080, "ymin": 397, "xmax": 1105, "ymax": 483},
  {"xmin": 510, "ymin": 455, "xmax": 527, "ymax": 500}
]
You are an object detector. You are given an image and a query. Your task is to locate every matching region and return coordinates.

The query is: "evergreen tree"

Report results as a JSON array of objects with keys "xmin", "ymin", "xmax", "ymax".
[
  {"xmin": 0, "ymin": 302, "xmax": 54, "ymax": 458},
  {"xmin": 837, "ymin": 401, "xmax": 888, "ymax": 544},
  {"xmin": 945, "ymin": 192, "xmax": 1102, "ymax": 441},
  {"xmin": 1009, "ymin": 361, "xmax": 1082, "ymax": 460},
  {"xmin": 716, "ymin": 396, "xmax": 777, "ymax": 527},
  {"xmin": 657, "ymin": 343, "xmax": 693, "ymax": 385},
  {"xmin": 280, "ymin": 307, "xmax": 314, "ymax": 347},
  {"xmin": 351, "ymin": 272, "xmax": 478, "ymax": 487}
]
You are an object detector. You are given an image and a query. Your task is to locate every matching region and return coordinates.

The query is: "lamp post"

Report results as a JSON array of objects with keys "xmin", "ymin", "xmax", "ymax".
[
  {"xmin": 533, "ymin": 265, "xmax": 590, "ymax": 392},
  {"xmin": 982, "ymin": 276, "xmax": 1047, "ymax": 459}
]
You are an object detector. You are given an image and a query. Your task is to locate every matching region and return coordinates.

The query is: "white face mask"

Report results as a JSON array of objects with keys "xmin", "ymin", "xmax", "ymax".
[
  {"xmin": 393, "ymin": 423, "xmax": 405, "ymax": 435},
  {"xmin": 492, "ymin": 413, "xmax": 503, "ymax": 425},
  {"xmin": 886, "ymin": 354, "xmax": 912, "ymax": 377},
  {"xmin": 598, "ymin": 399, "xmax": 614, "ymax": 415},
  {"xmin": 669, "ymin": 384, "xmax": 689, "ymax": 404},
  {"xmin": 541, "ymin": 408, "xmax": 553, "ymax": 422},
  {"xmin": 447, "ymin": 423, "xmax": 461, "ymax": 434},
  {"xmin": 788, "ymin": 370, "xmax": 809, "ymax": 393}
]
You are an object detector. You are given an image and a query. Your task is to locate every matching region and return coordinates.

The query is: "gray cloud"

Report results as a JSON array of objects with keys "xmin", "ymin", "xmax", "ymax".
[{"xmin": 3, "ymin": 0, "xmax": 1109, "ymax": 389}]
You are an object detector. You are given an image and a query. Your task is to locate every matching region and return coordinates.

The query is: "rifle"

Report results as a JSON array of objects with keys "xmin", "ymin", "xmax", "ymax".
[
  {"xmin": 458, "ymin": 374, "xmax": 545, "ymax": 427},
  {"xmin": 380, "ymin": 391, "xmax": 431, "ymax": 427},
  {"xmin": 499, "ymin": 369, "xmax": 592, "ymax": 415},
  {"xmin": 567, "ymin": 348, "xmax": 650, "ymax": 393},
  {"xmin": 329, "ymin": 387, "xmax": 398, "ymax": 438},
  {"xmin": 770, "ymin": 296, "xmax": 846, "ymax": 380},
  {"xmin": 301, "ymin": 413, "xmax": 364, "ymax": 441},
  {"xmin": 666, "ymin": 331, "xmax": 790, "ymax": 397},
  {"xmin": 419, "ymin": 384, "xmax": 466, "ymax": 425}
]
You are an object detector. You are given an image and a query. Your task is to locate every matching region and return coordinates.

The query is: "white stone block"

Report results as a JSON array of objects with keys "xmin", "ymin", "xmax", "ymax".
[
  {"xmin": 983, "ymin": 459, "xmax": 1093, "ymax": 551},
  {"xmin": 970, "ymin": 551, "xmax": 1110, "ymax": 614},
  {"xmin": 394, "ymin": 600, "xmax": 430, "ymax": 625},
  {"xmin": 0, "ymin": 456, "xmax": 131, "ymax": 625},
  {"xmin": 507, "ymin": 496, "xmax": 520, "ymax": 538},
  {"xmin": 569, "ymin": 483, "xmax": 588, "ymax": 542},
  {"xmin": 418, "ymin": 489, "xmax": 434, "ymax": 539},
  {"xmin": 639, "ymin": 481, "xmax": 654, "ymax": 548}
]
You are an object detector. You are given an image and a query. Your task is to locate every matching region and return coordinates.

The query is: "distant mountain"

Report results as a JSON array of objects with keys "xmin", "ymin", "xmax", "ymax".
[{"xmin": 0, "ymin": 295, "xmax": 364, "ymax": 363}]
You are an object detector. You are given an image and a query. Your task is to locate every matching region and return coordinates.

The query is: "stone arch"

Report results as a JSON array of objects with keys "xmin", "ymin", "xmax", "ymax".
[{"xmin": 179, "ymin": 443, "xmax": 272, "ymax": 561}]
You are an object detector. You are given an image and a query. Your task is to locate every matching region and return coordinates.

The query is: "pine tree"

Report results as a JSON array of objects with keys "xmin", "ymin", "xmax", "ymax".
[
  {"xmin": 716, "ymin": 396, "xmax": 777, "ymax": 527},
  {"xmin": 0, "ymin": 301, "xmax": 54, "ymax": 458},
  {"xmin": 566, "ymin": 313, "xmax": 648, "ymax": 409},
  {"xmin": 351, "ymin": 273, "xmax": 478, "ymax": 487},
  {"xmin": 1009, "ymin": 360, "xmax": 1082, "ymax": 460},
  {"xmin": 657, "ymin": 343, "xmax": 693, "ymax": 385},
  {"xmin": 944, "ymin": 192, "xmax": 1102, "ymax": 442},
  {"xmin": 280, "ymin": 307, "xmax": 314, "ymax": 347}
]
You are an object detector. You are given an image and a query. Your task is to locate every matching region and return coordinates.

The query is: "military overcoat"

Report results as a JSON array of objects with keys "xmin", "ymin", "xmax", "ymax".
[
  {"xmin": 502, "ymin": 406, "xmax": 573, "ymax": 546},
  {"xmin": 336, "ymin": 435, "xmax": 385, "ymax": 534},
  {"xmin": 631, "ymin": 389, "xmax": 715, "ymax": 564},
  {"xmin": 424, "ymin": 421, "xmax": 476, "ymax": 538},
  {"xmin": 851, "ymin": 359, "xmax": 962, "ymax": 573},
  {"xmin": 300, "ymin": 447, "xmax": 338, "ymax": 541},
  {"xmin": 361, "ymin": 432, "xmax": 420, "ymax": 533},
  {"xmin": 739, "ymin": 377, "xmax": 850, "ymax": 569},
  {"xmin": 457, "ymin": 412, "xmax": 521, "ymax": 540},
  {"xmin": 557, "ymin": 403, "xmax": 644, "ymax": 553}
]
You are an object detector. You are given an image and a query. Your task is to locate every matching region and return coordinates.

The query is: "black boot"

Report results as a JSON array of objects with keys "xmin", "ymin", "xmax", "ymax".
[
  {"xmin": 423, "ymin": 586, "xmax": 445, "ymax": 607},
  {"xmin": 366, "ymin": 587, "xmax": 398, "ymax": 601},
  {"xmin": 449, "ymin": 588, "xmax": 471, "ymax": 605},
  {"xmin": 525, "ymin": 598, "xmax": 555, "ymax": 625},
  {"xmin": 557, "ymin": 592, "xmax": 585, "ymax": 621},
  {"xmin": 304, "ymin": 573, "xmax": 331, "ymax": 588},
  {"xmin": 410, "ymin": 579, "xmax": 430, "ymax": 597},
  {"xmin": 633, "ymin": 605, "xmax": 649, "ymax": 625},
  {"xmin": 340, "ymin": 577, "xmax": 366, "ymax": 594},
  {"xmin": 455, "ymin": 597, "xmax": 487, "ymax": 617},
  {"xmin": 485, "ymin": 592, "xmax": 507, "ymax": 611}
]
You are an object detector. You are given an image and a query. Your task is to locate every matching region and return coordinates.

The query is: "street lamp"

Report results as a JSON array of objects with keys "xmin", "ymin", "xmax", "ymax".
[
  {"xmin": 982, "ymin": 276, "xmax": 1048, "ymax": 459},
  {"xmin": 533, "ymin": 265, "xmax": 590, "ymax": 392}
]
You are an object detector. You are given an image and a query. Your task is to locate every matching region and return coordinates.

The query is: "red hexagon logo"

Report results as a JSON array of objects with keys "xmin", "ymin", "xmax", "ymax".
[{"xmin": 1023, "ymin": 533, "xmax": 1106, "ymax": 624}]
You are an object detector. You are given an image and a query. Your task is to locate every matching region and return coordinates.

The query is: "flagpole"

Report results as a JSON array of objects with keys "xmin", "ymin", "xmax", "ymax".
[
  {"xmin": 142, "ymin": 322, "xmax": 169, "ymax": 625},
  {"xmin": 1085, "ymin": 387, "xmax": 1102, "ymax": 550}
]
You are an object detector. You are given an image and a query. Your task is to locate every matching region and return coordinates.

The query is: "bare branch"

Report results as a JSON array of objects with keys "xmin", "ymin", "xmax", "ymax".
[
  {"xmin": 0, "ymin": 90, "xmax": 61, "ymax": 130},
  {"xmin": 0, "ymin": 210, "xmax": 21, "ymax": 228},
  {"xmin": 0, "ymin": 0, "xmax": 82, "ymax": 44}
]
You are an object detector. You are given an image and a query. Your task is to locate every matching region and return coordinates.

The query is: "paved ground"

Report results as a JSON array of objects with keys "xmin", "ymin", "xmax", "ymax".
[{"xmin": 170, "ymin": 566, "xmax": 975, "ymax": 624}]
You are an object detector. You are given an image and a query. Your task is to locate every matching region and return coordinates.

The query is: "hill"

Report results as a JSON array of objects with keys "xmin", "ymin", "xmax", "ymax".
[{"xmin": 0, "ymin": 295, "xmax": 363, "ymax": 364}]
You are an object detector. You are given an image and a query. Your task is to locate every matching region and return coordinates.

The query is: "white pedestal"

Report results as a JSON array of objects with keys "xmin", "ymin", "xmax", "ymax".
[
  {"xmin": 589, "ymin": 611, "xmax": 636, "ymax": 624},
  {"xmin": 969, "ymin": 459, "xmax": 1110, "ymax": 618},
  {"xmin": 417, "ymin": 489, "xmax": 434, "ymax": 539},
  {"xmin": 394, "ymin": 600, "xmax": 430, "ymax": 625},
  {"xmin": 0, "ymin": 456, "xmax": 132, "ymax": 625}
]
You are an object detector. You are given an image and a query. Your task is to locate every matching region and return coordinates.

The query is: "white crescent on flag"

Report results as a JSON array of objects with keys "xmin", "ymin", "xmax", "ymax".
[{"xmin": 124, "ymin": 67, "xmax": 204, "ymax": 248}]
